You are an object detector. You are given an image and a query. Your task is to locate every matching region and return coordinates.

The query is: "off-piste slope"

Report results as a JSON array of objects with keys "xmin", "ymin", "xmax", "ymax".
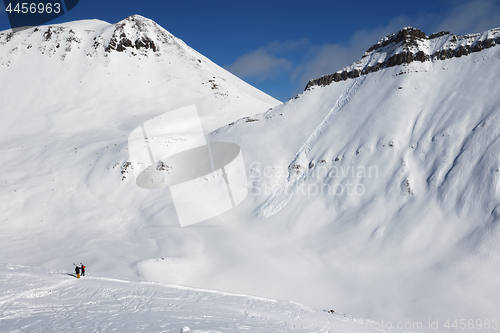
[
  {"xmin": 0, "ymin": 263, "xmax": 395, "ymax": 333},
  {"xmin": 210, "ymin": 26, "xmax": 500, "ymax": 329},
  {"xmin": 0, "ymin": 13, "xmax": 284, "ymax": 319},
  {"xmin": 0, "ymin": 14, "xmax": 279, "ymax": 274}
]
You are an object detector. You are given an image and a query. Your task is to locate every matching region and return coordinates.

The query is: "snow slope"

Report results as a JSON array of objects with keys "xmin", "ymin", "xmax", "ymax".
[
  {"xmin": 0, "ymin": 263, "xmax": 408, "ymax": 333},
  {"xmin": 209, "ymin": 28, "xmax": 500, "ymax": 330},
  {"xmin": 0, "ymin": 15, "xmax": 279, "ymax": 280},
  {"xmin": 1, "ymin": 17, "xmax": 500, "ymax": 333}
]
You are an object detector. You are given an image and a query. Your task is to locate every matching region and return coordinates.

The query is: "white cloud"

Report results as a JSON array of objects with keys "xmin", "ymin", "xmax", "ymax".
[
  {"xmin": 434, "ymin": 0, "xmax": 500, "ymax": 34},
  {"xmin": 265, "ymin": 39, "xmax": 310, "ymax": 54},
  {"xmin": 225, "ymin": 48, "xmax": 292, "ymax": 81},
  {"xmin": 291, "ymin": 44, "xmax": 352, "ymax": 85},
  {"xmin": 224, "ymin": 39, "xmax": 308, "ymax": 82}
]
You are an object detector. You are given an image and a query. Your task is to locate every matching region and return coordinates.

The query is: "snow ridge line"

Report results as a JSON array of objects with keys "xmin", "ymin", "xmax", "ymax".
[{"xmin": 255, "ymin": 77, "xmax": 366, "ymax": 218}]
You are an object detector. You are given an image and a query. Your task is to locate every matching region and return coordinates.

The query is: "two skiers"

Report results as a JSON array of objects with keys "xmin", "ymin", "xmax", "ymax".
[{"xmin": 74, "ymin": 263, "xmax": 86, "ymax": 278}]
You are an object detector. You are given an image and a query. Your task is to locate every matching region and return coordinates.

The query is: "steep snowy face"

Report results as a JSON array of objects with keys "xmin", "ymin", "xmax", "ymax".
[
  {"xmin": 210, "ymin": 25, "xmax": 500, "ymax": 327},
  {"xmin": 306, "ymin": 26, "xmax": 500, "ymax": 88}
]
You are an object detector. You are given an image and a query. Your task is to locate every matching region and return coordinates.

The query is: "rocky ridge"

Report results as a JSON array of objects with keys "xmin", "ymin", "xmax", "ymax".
[
  {"xmin": 102, "ymin": 15, "xmax": 171, "ymax": 53},
  {"xmin": 0, "ymin": 15, "xmax": 193, "ymax": 63},
  {"xmin": 305, "ymin": 27, "xmax": 500, "ymax": 89}
]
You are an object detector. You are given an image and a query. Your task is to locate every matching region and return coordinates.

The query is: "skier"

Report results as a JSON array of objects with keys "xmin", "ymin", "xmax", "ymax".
[
  {"xmin": 75, "ymin": 264, "xmax": 80, "ymax": 278},
  {"xmin": 80, "ymin": 263, "xmax": 86, "ymax": 277}
]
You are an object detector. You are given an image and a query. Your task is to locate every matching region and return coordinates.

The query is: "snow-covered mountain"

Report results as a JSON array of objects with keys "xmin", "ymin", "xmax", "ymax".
[
  {"xmin": 0, "ymin": 15, "xmax": 280, "ymax": 132},
  {"xmin": 1, "ymin": 17, "xmax": 500, "ymax": 332}
]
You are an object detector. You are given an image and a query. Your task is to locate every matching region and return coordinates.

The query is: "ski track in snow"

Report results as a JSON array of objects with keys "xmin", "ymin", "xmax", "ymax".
[{"xmin": 256, "ymin": 76, "xmax": 366, "ymax": 218}]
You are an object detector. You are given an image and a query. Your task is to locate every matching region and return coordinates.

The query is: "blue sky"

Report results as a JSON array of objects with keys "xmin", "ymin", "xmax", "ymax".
[{"xmin": 1, "ymin": 0, "xmax": 500, "ymax": 101}]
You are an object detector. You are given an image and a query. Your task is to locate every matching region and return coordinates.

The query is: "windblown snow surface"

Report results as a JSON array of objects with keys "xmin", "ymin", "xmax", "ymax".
[
  {"xmin": 1, "ymin": 263, "xmax": 407, "ymax": 332},
  {"xmin": 1, "ymin": 16, "xmax": 500, "ymax": 332}
]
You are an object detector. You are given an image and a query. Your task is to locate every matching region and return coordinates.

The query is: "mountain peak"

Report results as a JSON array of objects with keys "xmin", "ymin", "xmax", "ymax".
[
  {"xmin": 104, "ymin": 15, "xmax": 174, "ymax": 53},
  {"xmin": 122, "ymin": 14, "xmax": 151, "ymax": 22},
  {"xmin": 305, "ymin": 26, "xmax": 500, "ymax": 90},
  {"xmin": 364, "ymin": 27, "xmax": 427, "ymax": 54},
  {"xmin": 115, "ymin": 14, "xmax": 162, "ymax": 34}
]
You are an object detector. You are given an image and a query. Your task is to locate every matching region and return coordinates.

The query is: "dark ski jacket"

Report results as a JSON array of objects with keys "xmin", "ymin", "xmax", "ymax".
[{"xmin": 75, "ymin": 266, "xmax": 80, "ymax": 274}]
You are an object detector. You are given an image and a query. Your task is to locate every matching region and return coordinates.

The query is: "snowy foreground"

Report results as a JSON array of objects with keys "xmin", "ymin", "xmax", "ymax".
[{"xmin": 0, "ymin": 263, "xmax": 417, "ymax": 333}]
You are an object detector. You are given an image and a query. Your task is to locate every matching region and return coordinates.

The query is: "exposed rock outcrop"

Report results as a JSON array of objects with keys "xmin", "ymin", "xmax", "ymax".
[
  {"xmin": 305, "ymin": 27, "xmax": 500, "ymax": 90},
  {"xmin": 104, "ymin": 15, "xmax": 165, "ymax": 53}
]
